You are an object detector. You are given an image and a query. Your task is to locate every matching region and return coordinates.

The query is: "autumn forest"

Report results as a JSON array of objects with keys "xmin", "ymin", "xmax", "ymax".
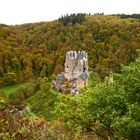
[{"xmin": 0, "ymin": 14, "xmax": 140, "ymax": 139}]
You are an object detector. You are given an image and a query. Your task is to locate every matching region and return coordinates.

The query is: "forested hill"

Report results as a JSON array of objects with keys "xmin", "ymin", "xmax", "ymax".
[{"xmin": 0, "ymin": 15, "xmax": 140, "ymax": 86}]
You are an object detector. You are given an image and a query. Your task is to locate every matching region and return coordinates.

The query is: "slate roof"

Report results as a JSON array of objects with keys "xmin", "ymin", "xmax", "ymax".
[
  {"xmin": 79, "ymin": 72, "xmax": 88, "ymax": 80},
  {"xmin": 56, "ymin": 72, "xmax": 65, "ymax": 80}
]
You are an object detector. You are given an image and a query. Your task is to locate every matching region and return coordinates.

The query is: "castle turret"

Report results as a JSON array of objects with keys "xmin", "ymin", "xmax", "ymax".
[{"xmin": 64, "ymin": 51, "xmax": 88, "ymax": 81}]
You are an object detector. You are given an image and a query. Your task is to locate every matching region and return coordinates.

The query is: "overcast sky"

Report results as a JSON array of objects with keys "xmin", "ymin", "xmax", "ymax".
[{"xmin": 0, "ymin": 0, "xmax": 140, "ymax": 25}]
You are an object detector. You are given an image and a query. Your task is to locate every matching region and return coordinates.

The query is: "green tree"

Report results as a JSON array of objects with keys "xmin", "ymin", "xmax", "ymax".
[{"xmin": 56, "ymin": 55, "xmax": 140, "ymax": 139}]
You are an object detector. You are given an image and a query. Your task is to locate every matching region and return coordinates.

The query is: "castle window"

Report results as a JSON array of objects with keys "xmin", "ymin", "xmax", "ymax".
[
  {"xmin": 65, "ymin": 65, "xmax": 69, "ymax": 73},
  {"xmin": 83, "ymin": 67, "xmax": 86, "ymax": 72},
  {"xmin": 66, "ymin": 67, "xmax": 68, "ymax": 73}
]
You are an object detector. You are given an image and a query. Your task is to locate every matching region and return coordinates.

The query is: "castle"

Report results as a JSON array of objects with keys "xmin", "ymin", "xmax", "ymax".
[{"xmin": 53, "ymin": 51, "xmax": 88, "ymax": 94}]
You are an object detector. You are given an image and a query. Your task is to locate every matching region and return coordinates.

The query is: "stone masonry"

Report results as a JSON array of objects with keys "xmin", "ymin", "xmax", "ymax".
[{"xmin": 52, "ymin": 51, "xmax": 88, "ymax": 94}]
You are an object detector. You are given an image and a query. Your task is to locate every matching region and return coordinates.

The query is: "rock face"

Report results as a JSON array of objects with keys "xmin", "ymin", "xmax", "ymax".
[{"xmin": 53, "ymin": 51, "xmax": 88, "ymax": 94}]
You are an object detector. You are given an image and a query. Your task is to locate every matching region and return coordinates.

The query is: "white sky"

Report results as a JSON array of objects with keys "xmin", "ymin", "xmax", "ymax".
[{"xmin": 0, "ymin": 0, "xmax": 140, "ymax": 25}]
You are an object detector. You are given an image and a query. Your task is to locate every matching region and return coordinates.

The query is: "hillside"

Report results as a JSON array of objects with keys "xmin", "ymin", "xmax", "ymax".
[
  {"xmin": 0, "ymin": 15, "xmax": 140, "ymax": 86},
  {"xmin": 1, "ymin": 54, "xmax": 140, "ymax": 140},
  {"xmin": 0, "ymin": 15, "xmax": 140, "ymax": 139}
]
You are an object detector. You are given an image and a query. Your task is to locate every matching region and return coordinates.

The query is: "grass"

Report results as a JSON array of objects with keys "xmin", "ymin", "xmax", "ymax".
[
  {"xmin": 0, "ymin": 82, "xmax": 29, "ymax": 97},
  {"xmin": 26, "ymin": 90, "xmax": 59, "ymax": 122}
]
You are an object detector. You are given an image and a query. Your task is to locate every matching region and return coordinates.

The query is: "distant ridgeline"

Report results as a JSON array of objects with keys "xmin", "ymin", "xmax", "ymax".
[
  {"xmin": 115, "ymin": 14, "xmax": 140, "ymax": 19},
  {"xmin": 59, "ymin": 13, "xmax": 140, "ymax": 26},
  {"xmin": 59, "ymin": 13, "xmax": 86, "ymax": 26},
  {"xmin": 53, "ymin": 51, "xmax": 88, "ymax": 94}
]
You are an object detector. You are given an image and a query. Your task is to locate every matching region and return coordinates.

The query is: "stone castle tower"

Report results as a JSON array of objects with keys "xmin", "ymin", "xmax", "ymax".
[{"xmin": 53, "ymin": 51, "xmax": 88, "ymax": 94}]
